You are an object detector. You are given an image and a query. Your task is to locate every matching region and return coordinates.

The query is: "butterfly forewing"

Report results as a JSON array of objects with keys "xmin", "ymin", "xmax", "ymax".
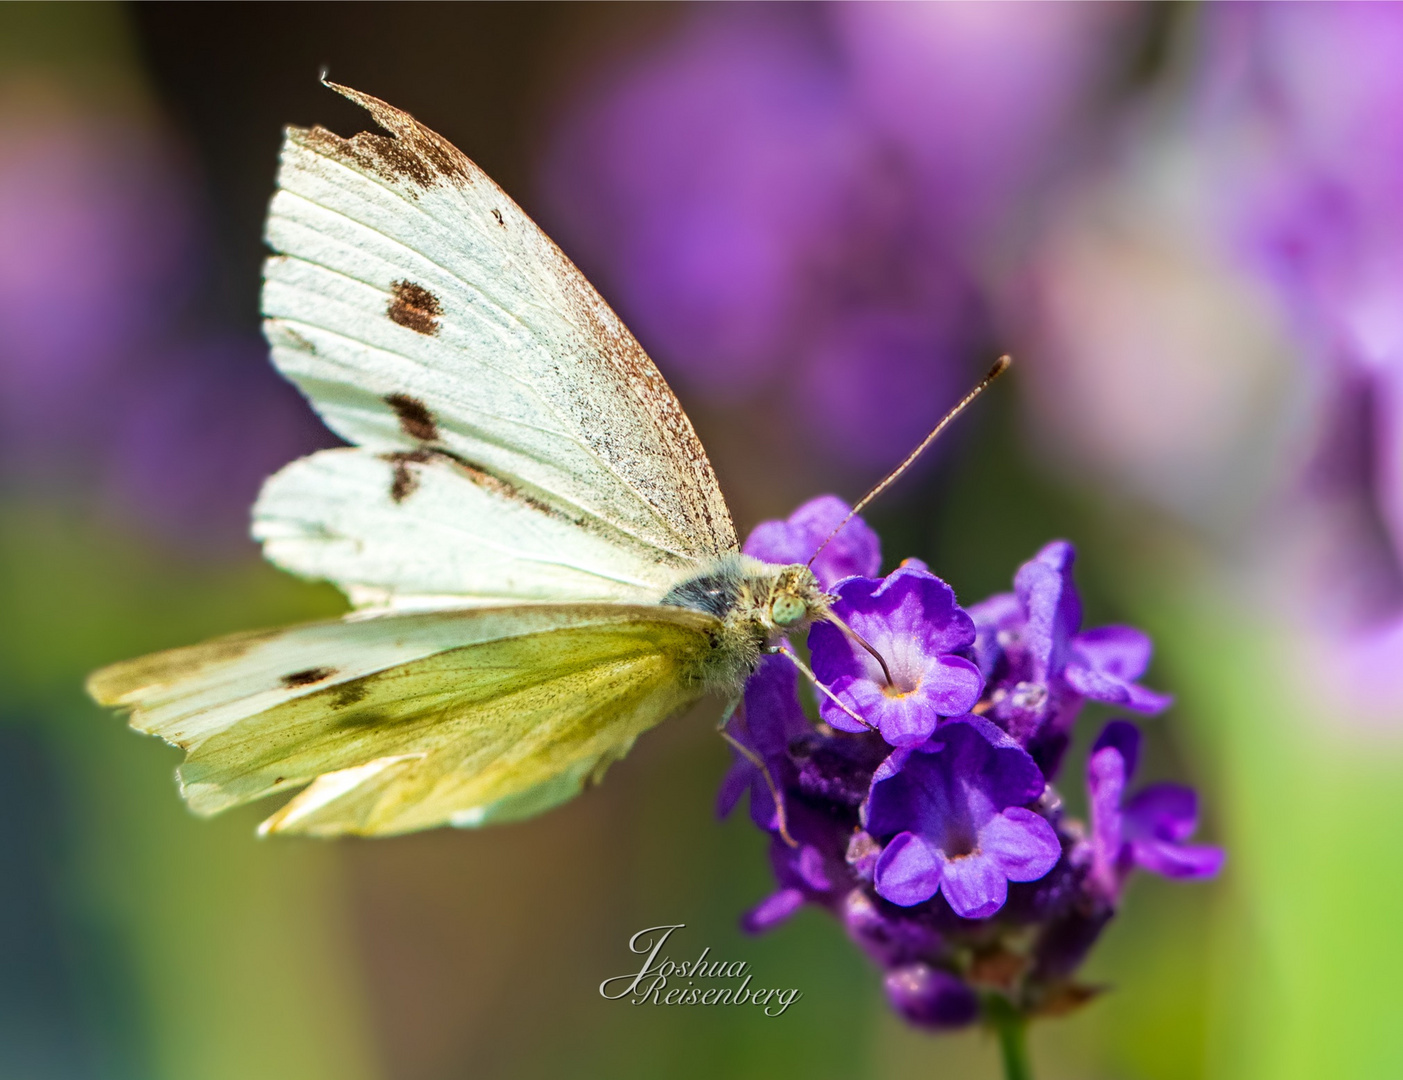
[{"xmin": 261, "ymin": 82, "xmax": 736, "ymax": 603}]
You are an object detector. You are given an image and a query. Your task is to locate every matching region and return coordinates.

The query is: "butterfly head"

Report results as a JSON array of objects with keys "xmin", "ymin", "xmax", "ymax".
[{"xmin": 765, "ymin": 564, "xmax": 829, "ymax": 630}]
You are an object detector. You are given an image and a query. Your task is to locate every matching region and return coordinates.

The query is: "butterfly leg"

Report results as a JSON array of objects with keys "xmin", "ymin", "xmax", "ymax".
[
  {"xmin": 767, "ymin": 643, "xmax": 879, "ymax": 734},
  {"xmin": 717, "ymin": 695, "xmax": 798, "ymax": 849}
]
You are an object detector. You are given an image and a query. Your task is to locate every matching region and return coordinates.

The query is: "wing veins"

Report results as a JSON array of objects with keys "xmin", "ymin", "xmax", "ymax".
[
  {"xmin": 270, "ymin": 312, "xmax": 701, "ymax": 559},
  {"xmin": 275, "ymin": 150, "xmax": 718, "ymax": 556}
]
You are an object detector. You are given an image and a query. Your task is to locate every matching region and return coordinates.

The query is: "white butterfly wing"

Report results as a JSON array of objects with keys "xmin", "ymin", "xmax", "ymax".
[
  {"xmin": 86, "ymin": 604, "xmax": 721, "ymax": 835},
  {"xmin": 259, "ymin": 81, "xmax": 735, "ymax": 612},
  {"xmin": 253, "ymin": 448, "xmax": 691, "ymax": 612}
]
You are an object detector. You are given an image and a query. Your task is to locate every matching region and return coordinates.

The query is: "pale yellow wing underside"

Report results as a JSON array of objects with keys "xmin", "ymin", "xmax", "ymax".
[{"xmin": 88, "ymin": 604, "xmax": 719, "ymax": 837}]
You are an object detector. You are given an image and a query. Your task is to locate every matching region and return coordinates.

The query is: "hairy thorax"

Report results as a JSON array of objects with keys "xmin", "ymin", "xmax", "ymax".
[{"xmin": 660, "ymin": 554, "xmax": 830, "ymax": 690}]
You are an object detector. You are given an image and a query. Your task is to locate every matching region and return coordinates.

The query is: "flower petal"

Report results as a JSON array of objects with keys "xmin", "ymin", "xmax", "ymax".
[
  {"xmin": 742, "ymin": 887, "xmax": 806, "ymax": 933},
  {"xmin": 869, "ymin": 691, "xmax": 941, "ymax": 747},
  {"xmin": 742, "ymin": 653, "xmax": 811, "ymax": 759},
  {"xmin": 874, "ymin": 831, "xmax": 944, "ymax": 906},
  {"xmin": 742, "ymin": 494, "xmax": 881, "ymax": 588},
  {"xmin": 1130, "ymin": 839, "xmax": 1225, "ymax": 880},
  {"xmin": 940, "ymin": 852, "xmax": 1010, "ymax": 918},
  {"xmin": 924, "ymin": 654, "xmax": 985, "ymax": 715},
  {"xmin": 1124, "ymin": 783, "xmax": 1199, "ymax": 842},
  {"xmin": 1090, "ymin": 719, "xmax": 1141, "ymax": 782},
  {"xmin": 1064, "ymin": 657, "xmax": 1173, "ymax": 713},
  {"xmin": 1086, "ymin": 743, "xmax": 1127, "ymax": 896},
  {"xmin": 797, "ymin": 844, "xmax": 834, "ymax": 890},
  {"xmin": 1073, "ymin": 625, "xmax": 1153, "ymax": 680},
  {"xmin": 980, "ymin": 807, "xmax": 1062, "ymax": 882},
  {"xmin": 967, "ymin": 590, "xmax": 1021, "ymax": 676},
  {"xmin": 1013, "ymin": 541, "xmax": 1081, "ymax": 678},
  {"xmin": 956, "ymin": 716, "xmax": 1048, "ymax": 806},
  {"xmin": 884, "ymin": 963, "xmax": 979, "ymax": 1029},
  {"xmin": 716, "ymin": 760, "xmax": 752, "ymax": 819}
]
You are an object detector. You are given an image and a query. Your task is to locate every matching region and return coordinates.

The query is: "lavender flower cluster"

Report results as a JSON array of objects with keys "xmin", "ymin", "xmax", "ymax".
[{"xmin": 723, "ymin": 497, "xmax": 1223, "ymax": 1030}]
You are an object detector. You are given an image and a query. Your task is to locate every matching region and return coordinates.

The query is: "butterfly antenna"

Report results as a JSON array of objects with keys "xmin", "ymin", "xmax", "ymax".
[{"xmin": 808, "ymin": 355, "xmax": 1011, "ymax": 568}]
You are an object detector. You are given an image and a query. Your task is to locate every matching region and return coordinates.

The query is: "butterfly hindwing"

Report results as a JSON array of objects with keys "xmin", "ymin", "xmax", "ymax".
[
  {"xmin": 88, "ymin": 604, "xmax": 720, "ymax": 836},
  {"xmin": 253, "ymin": 447, "xmax": 688, "ymax": 611}
]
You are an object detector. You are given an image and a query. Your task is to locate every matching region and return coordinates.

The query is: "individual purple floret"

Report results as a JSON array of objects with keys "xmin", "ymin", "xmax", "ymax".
[
  {"xmin": 884, "ymin": 963, "xmax": 980, "ymax": 1031},
  {"xmin": 809, "ymin": 568, "xmax": 984, "ymax": 746},
  {"xmin": 722, "ymin": 500, "xmax": 1222, "ymax": 1039},
  {"xmin": 1087, "ymin": 720, "xmax": 1225, "ymax": 901},
  {"xmin": 743, "ymin": 494, "xmax": 882, "ymax": 589},
  {"xmin": 968, "ymin": 540, "xmax": 1172, "ymax": 773},
  {"xmin": 716, "ymin": 655, "xmax": 812, "ymax": 833},
  {"xmin": 865, "ymin": 718, "xmax": 1061, "ymax": 917}
]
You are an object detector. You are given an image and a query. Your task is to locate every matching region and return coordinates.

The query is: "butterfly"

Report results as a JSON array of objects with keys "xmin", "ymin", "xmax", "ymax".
[{"xmin": 85, "ymin": 82, "xmax": 839, "ymax": 838}]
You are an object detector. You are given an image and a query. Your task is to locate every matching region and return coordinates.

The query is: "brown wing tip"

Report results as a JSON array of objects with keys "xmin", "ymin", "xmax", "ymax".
[{"xmin": 319, "ymin": 76, "xmax": 416, "ymax": 140}]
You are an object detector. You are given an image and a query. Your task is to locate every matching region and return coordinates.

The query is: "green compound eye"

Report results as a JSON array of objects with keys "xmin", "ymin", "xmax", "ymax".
[{"xmin": 771, "ymin": 595, "xmax": 806, "ymax": 627}]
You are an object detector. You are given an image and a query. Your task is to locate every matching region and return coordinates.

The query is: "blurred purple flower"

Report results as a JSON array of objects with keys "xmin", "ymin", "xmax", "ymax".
[
  {"xmin": 540, "ymin": 8, "xmax": 863, "ymax": 398},
  {"xmin": 0, "ymin": 115, "xmax": 193, "ymax": 469},
  {"xmin": 834, "ymin": 2, "xmax": 1133, "ymax": 254},
  {"xmin": 539, "ymin": 5, "xmax": 1131, "ymax": 469},
  {"xmin": 742, "ymin": 494, "xmax": 880, "ymax": 589},
  {"xmin": 0, "ymin": 93, "xmax": 329, "ymax": 552},
  {"xmin": 1087, "ymin": 720, "xmax": 1224, "ymax": 901},
  {"xmin": 104, "ymin": 338, "xmax": 330, "ymax": 548},
  {"xmin": 810, "ymin": 567, "xmax": 983, "ymax": 746},
  {"xmin": 1067, "ymin": 6, "xmax": 1403, "ymax": 717},
  {"xmin": 866, "ymin": 718, "xmax": 1060, "ymax": 917},
  {"xmin": 884, "ymin": 963, "xmax": 979, "ymax": 1031}
]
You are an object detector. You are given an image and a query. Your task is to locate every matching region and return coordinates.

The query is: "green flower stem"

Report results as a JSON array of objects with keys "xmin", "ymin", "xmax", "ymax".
[{"xmin": 987, "ymin": 998, "xmax": 1033, "ymax": 1080}]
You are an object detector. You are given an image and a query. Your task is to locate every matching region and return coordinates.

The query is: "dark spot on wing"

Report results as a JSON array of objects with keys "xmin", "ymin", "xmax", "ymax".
[
  {"xmin": 384, "ymin": 392, "xmax": 439, "ymax": 441},
  {"xmin": 384, "ymin": 449, "xmax": 432, "ymax": 503},
  {"xmin": 278, "ymin": 327, "xmax": 316, "ymax": 355},
  {"xmin": 273, "ymin": 776, "xmax": 286, "ymax": 785},
  {"xmin": 333, "ymin": 710, "xmax": 381, "ymax": 729},
  {"xmin": 491, "ymin": 208, "xmax": 505, "ymax": 228},
  {"xmin": 387, "ymin": 280, "xmax": 443, "ymax": 336},
  {"xmin": 333, "ymin": 707, "xmax": 403, "ymax": 730},
  {"xmin": 282, "ymin": 667, "xmax": 336, "ymax": 688},
  {"xmin": 456, "ymin": 460, "xmax": 570, "ymax": 521},
  {"xmin": 332, "ymin": 682, "xmax": 370, "ymax": 709},
  {"xmin": 380, "ymin": 443, "xmax": 576, "ymax": 523}
]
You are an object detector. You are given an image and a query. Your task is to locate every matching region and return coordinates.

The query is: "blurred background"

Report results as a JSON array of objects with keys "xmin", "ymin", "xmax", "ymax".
[{"xmin": 3, "ymin": 3, "xmax": 1401, "ymax": 1077}]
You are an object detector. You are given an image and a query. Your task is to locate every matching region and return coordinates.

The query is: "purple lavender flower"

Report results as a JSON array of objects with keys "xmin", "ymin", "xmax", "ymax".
[
  {"xmin": 809, "ymin": 567, "xmax": 984, "ymax": 746},
  {"xmin": 723, "ymin": 501, "xmax": 1220, "ymax": 1042},
  {"xmin": 716, "ymin": 655, "xmax": 811, "ymax": 833},
  {"xmin": 968, "ymin": 541, "xmax": 1171, "ymax": 772},
  {"xmin": 865, "ymin": 718, "xmax": 1060, "ymax": 918},
  {"xmin": 0, "ymin": 117, "xmax": 193, "ymax": 471},
  {"xmin": 1087, "ymin": 720, "xmax": 1225, "ymax": 901},
  {"xmin": 539, "ymin": 7, "xmax": 865, "ymax": 400},
  {"xmin": 833, "ymin": 3, "xmax": 1135, "ymax": 256},
  {"xmin": 742, "ymin": 494, "xmax": 881, "ymax": 589},
  {"xmin": 540, "ymin": 5, "xmax": 1133, "ymax": 470},
  {"xmin": 0, "ymin": 99, "xmax": 328, "ymax": 552},
  {"xmin": 884, "ymin": 963, "xmax": 980, "ymax": 1031}
]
